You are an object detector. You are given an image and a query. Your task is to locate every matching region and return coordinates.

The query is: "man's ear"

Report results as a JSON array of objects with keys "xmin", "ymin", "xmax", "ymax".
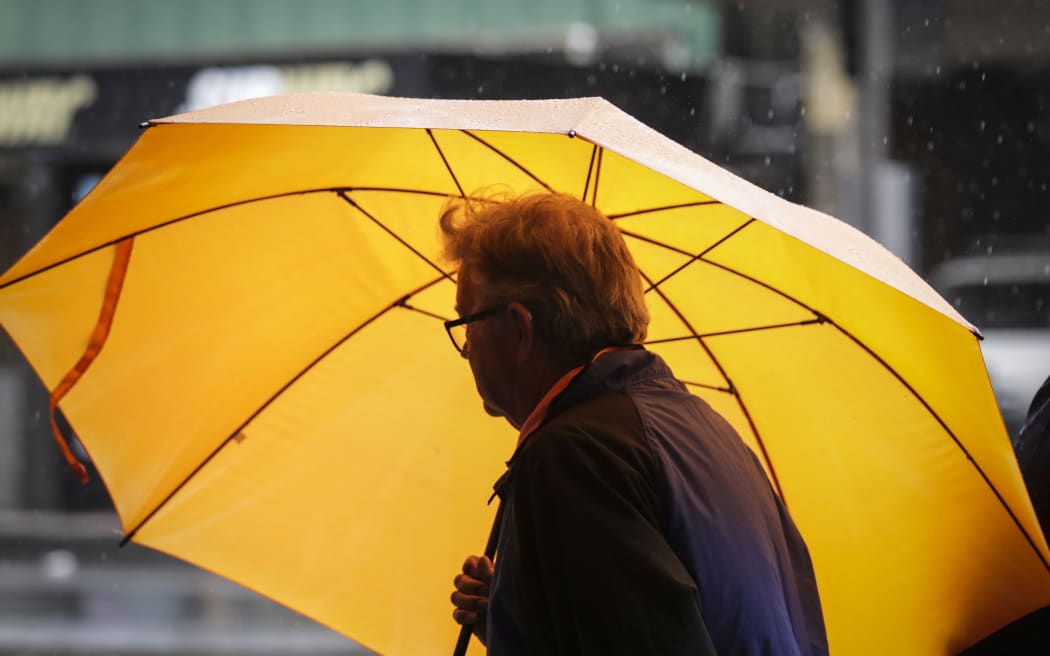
[{"xmin": 506, "ymin": 301, "xmax": 534, "ymax": 364}]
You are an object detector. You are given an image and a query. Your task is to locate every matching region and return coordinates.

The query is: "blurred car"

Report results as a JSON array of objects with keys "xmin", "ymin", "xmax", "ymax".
[{"xmin": 929, "ymin": 251, "xmax": 1050, "ymax": 442}]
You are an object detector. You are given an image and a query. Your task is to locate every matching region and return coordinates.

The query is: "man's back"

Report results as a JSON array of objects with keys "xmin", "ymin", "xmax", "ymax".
[{"xmin": 486, "ymin": 349, "xmax": 827, "ymax": 655}]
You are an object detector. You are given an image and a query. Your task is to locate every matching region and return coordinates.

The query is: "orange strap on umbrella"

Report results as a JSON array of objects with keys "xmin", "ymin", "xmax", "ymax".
[{"xmin": 49, "ymin": 238, "xmax": 134, "ymax": 483}]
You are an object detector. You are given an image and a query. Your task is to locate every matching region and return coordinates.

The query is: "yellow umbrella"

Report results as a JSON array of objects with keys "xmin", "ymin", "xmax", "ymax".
[{"xmin": 1, "ymin": 93, "xmax": 1047, "ymax": 655}]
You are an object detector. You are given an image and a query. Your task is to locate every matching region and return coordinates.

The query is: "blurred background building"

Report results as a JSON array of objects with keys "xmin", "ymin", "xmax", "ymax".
[{"xmin": 0, "ymin": 0, "xmax": 1047, "ymax": 653}]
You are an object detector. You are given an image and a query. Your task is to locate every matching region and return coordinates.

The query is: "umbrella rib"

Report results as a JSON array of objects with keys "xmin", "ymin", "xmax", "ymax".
[
  {"xmin": 427, "ymin": 129, "xmax": 466, "ymax": 198},
  {"xmin": 636, "ymin": 268, "xmax": 786, "ymax": 500},
  {"xmin": 118, "ymin": 274, "xmax": 451, "ymax": 547},
  {"xmin": 645, "ymin": 318, "xmax": 825, "ymax": 343},
  {"xmin": 336, "ymin": 192, "xmax": 454, "ymax": 284},
  {"xmin": 581, "ymin": 144, "xmax": 598, "ymax": 203},
  {"xmin": 0, "ymin": 187, "xmax": 455, "ymax": 291},
  {"xmin": 460, "ymin": 130, "xmax": 553, "ymax": 191},
  {"xmin": 680, "ymin": 381, "xmax": 734, "ymax": 394},
  {"xmin": 620, "ymin": 230, "xmax": 693, "ymax": 257},
  {"xmin": 398, "ymin": 299, "xmax": 451, "ymax": 322},
  {"xmin": 642, "ymin": 219, "xmax": 757, "ymax": 293},
  {"xmin": 607, "ymin": 200, "xmax": 723, "ymax": 220},
  {"xmin": 698, "ymin": 254, "xmax": 824, "ymax": 319},
  {"xmin": 590, "ymin": 146, "xmax": 603, "ymax": 207}
]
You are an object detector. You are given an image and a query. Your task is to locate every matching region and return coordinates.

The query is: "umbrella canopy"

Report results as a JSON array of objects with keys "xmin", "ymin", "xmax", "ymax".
[{"xmin": 1, "ymin": 93, "xmax": 1047, "ymax": 655}]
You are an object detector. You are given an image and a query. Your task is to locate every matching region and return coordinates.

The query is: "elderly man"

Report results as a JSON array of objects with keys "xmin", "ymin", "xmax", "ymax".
[{"xmin": 445, "ymin": 191, "xmax": 827, "ymax": 656}]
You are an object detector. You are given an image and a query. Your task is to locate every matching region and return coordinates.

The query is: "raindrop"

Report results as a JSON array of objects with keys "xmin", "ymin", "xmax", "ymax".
[
  {"xmin": 926, "ymin": 141, "xmax": 935, "ymax": 151},
  {"xmin": 996, "ymin": 134, "xmax": 1003, "ymax": 144},
  {"xmin": 767, "ymin": 109, "xmax": 775, "ymax": 119},
  {"xmin": 764, "ymin": 156, "xmax": 771, "ymax": 166},
  {"xmin": 979, "ymin": 120, "xmax": 986, "ymax": 131},
  {"xmin": 924, "ymin": 18, "xmax": 930, "ymax": 26},
  {"xmin": 660, "ymin": 85, "xmax": 667, "ymax": 95},
  {"xmin": 689, "ymin": 107, "xmax": 696, "ymax": 116},
  {"xmin": 935, "ymin": 65, "xmax": 941, "ymax": 75},
  {"xmin": 882, "ymin": 136, "xmax": 888, "ymax": 145},
  {"xmin": 800, "ymin": 106, "xmax": 806, "ymax": 116},
  {"xmin": 680, "ymin": 72, "xmax": 687, "ymax": 82},
  {"xmin": 1027, "ymin": 121, "xmax": 1036, "ymax": 133},
  {"xmin": 906, "ymin": 115, "xmax": 914, "ymax": 126},
  {"xmin": 983, "ymin": 276, "xmax": 989, "ymax": 286},
  {"xmin": 41, "ymin": 550, "xmax": 78, "ymax": 580},
  {"xmin": 981, "ymin": 72, "xmax": 987, "ymax": 81}
]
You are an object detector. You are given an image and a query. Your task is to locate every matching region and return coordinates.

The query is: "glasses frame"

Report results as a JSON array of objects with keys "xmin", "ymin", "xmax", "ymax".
[{"xmin": 444, "ymin": 305, "xmax": 507, "ymax": 355}]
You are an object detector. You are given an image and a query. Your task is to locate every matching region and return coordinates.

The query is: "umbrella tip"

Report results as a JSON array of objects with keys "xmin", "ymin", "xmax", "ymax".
[
  {"xmin": 138, "ymin": 121, "xmax": 151, "ymax": 130},
  {"xmin": 568, "ymin": 129, "xmax": 577, "ymax": 138}
]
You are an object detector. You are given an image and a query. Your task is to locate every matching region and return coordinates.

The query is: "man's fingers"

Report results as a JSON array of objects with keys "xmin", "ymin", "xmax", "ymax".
[
  {"xmin": 454, "ymin": 573, "xmax": 491, "ymax": 596},
  {"xmin": 451, "ymin": 590, "xmax": 489, "ymax": 613},
  {"xmin": 452, "ymin": 609, "xmax": 478, "ymax": 625},
  {"xmin": 462, "ymin": 555, "xmax": 494, "ymax": 582},
  {"xmin": 454, "ymin": 555, "xmax": 492, "ymax": 632}
]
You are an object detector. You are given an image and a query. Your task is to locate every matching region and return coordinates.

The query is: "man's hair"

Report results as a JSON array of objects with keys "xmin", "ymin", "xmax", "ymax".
[{"xmin": 439, "ymin": 190, "xmax": 649, "ymax": 364}]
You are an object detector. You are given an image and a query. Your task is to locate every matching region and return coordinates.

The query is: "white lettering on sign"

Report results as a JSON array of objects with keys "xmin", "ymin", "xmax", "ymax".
[
  {"xmin": 178, "ymin": 60, "xmax": 395, "ymax": 113},
  {"xmin": 0, "ymin": 75, "xmax": 97, "ymax": 146}
]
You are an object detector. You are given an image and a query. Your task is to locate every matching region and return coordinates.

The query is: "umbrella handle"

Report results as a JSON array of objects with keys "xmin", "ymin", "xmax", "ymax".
[
  {"xmin": 452, "ymin": 492, "xmax": 507, "ymax": 656},
  {"xmin": 452, "ymin": 625, "xmax": 473, "ymax": 656}
]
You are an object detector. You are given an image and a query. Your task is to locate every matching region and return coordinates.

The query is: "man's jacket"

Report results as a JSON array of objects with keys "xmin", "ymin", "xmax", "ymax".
[{"xmin": 486, "ymin": 348, "xmax": 828, "ymax": 656}]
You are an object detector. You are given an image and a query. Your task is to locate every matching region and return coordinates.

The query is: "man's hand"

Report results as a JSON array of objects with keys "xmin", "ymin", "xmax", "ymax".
[{"xmin": 451, "ymin": 555, "xmax": 493, "ymax": 645}]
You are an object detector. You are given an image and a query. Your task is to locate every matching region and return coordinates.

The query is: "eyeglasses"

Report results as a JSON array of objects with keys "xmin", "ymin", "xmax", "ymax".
[{"xmin": 444, "ymin": 305, "xmax": 507, "ymax": 356}]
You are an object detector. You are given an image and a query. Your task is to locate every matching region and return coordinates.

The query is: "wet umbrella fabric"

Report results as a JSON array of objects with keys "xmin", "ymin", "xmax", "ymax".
[{"xmin": 0, "ymin": 93, "xmax": 1047, "ymax": 655}]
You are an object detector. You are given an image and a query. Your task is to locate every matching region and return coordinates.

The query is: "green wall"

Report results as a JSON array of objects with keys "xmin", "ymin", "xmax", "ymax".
[{"xmin": 0, "ymin": 0, "xmax": 720, "ymax": 67}]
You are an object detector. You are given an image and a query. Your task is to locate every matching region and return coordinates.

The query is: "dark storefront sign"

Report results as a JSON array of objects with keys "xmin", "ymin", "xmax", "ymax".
[
  {"xmin": 0, "ymin": 58, "xmax": 407, "ymax": 155},
  {"xmin": 0, "ymin": 53, "xmax": 717, "ymax": 154}
]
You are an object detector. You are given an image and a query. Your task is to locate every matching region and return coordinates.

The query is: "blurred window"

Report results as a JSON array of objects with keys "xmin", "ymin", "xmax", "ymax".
[{"xmin": 948, "ymin": 283, "xmax": 1050, "ymax": 329}]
